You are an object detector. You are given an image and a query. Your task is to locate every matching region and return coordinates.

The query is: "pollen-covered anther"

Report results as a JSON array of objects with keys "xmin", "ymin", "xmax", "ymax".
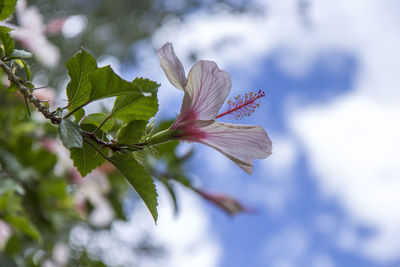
[{"xmin": 216, "ymin": 90, "xmax": 266, "ymax": 120}]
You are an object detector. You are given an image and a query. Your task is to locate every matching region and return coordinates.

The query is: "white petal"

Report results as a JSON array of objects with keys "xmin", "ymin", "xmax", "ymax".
[
  {"xmin": 157, "ymin": 42, "xmax": 186, "ymax": 91},
  {"xmin": 197, "ymin": 121, "xmax": 272, "ymax": 174},
  {"xmin": 31, "ymin": 37, "xmax": 60, "ymax": 67},
  {"xmin": 185, "ymin": 60, "xmax": 231, "ymax": 120}
]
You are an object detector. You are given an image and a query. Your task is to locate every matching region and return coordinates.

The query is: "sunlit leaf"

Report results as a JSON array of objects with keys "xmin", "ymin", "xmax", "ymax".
[
  {"xmin": 111, "ymin": 94, "xmax": 158, "ymax": 123},
  {"xmin": 132, "ymin": 77, "xmax": 160, "ymax": 95},
  {"xmin": 72, "ymin": 108, "xmax": 85, "ymax": 123},
  {"xmin": 117, "ymin": 120, "xmax": 147, "ymax": 144},
  {"xmin": 88, "ymin": 65, "xmax": 141, "ymax": 101},
  {"xmin": 66, "ymin": 50, "xmax": 97, "ymax": 110},
  {"xmin": 80, "ymin": 113, "xmax": 114, "ymax": 133},
  {"xmin": 110, "ymin": 153, "xmax": 158, "ymax": 223}
]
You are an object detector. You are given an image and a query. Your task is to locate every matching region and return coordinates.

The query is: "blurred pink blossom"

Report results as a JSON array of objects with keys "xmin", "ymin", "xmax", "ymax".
[
  {"xmin": 196, "ymin": 189, "xmax": 253, "ymax": 215},
  {"xmin": 0, "ymin": 220, "xmax": 12, "ymax": 249},
  {"xmin": 1, "ymin": 0, "xmax": 62, "ymax": 67},
  {"xmin": 33, "ymin": 87, "xmax": 56, "ymax": 108},
  {"xmin": 158, "ymin": 42, "xmax": 272, "ymax": 174}
]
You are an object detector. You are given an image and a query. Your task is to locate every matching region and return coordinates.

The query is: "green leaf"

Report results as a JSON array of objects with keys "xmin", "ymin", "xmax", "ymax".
[
  {"xmin": 7, "ymin": 82, "xmax": 17, "ymax": 92},
  {"xmin": 66, "ymin": 50, "xmax": 98, "ymax": 110},
  {"xmin": 0, "ymin": 31, "xmax": 14, "ymax": 57},
  {"xmin": 161, "ymin": 180, "xmax": 179, "ymax": 214},
  {"xmin": 80, "ymin": 113, "xmax": 114, "ymax": 133},
  {"xmin": 111, "ymin": 94, "xmax": 158, "ymax": 123},
  {"xmin": 39, "ymin": 179, "xmax": 68, "ymax": 204},
  {"xmin": 59, "ymin": 119, "xmax": 83, "ymax": 149},
  {"xmin": 0, "ymin": 179, "xmax": 24, "ymax": 195},
  {"xmin": 88, "ymin": 66, "xmax": 141, "ymax": 101},
  {"xmin": 29, "ymin": 149, "xmax": 57, "ymax": 174},
  {"xmin": 132, "ymin": 77, "xmax": 160, "ymax": 95},
  {"xmin": 21, "ymin": 60, "xmax": 31, "ymax": 80},
  {"xmin": 117, "ymin": 120, "xmax": 147, "ymax": 144},
  {"xmin": 8, "ymin": 49, "xmax": 33, "ymax": 59},
  {"xmin": 110, "ymin": 153, "xmax": 158, "ymax": 223},
  {"xmin": 4, "ymin": 215, "xmax": 42, "ymax": 242},
  {"xmin": 5, "ymin": 234, "xmax": 20, "ymax": 255},
  {"xmin": 72, "ymin": 108, "xmax": 85, "ymax": 122},
  {"xmin": 0, "ymin": 148, "xmax": 36, "ymax": 182},
  {"xmin": 0, "ymin": 0, "xmax": 17, "ymax": 21},
  {"xmin": 0, "ymin": 25, "xmax": 12, "ymax": 33},
  {"xmin": 70, "ymin": 139, "xmax": 107, "ymax": 177}
]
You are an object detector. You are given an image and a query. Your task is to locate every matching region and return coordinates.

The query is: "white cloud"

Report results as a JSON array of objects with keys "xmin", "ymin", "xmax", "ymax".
[
  {"xmin": 290, "ymin": 93, "xmax": 400, "ymax": 262},
  {"xmin": 112, "ymin": 185, "xmax": 221, "ymax": 267},
  {"xmin": 262, "ymin": 134, "xmax": 298, "ymax": 176},
  {"xmin": 286, "ymin": 0, "xmax": 400, "ymax": 263}
]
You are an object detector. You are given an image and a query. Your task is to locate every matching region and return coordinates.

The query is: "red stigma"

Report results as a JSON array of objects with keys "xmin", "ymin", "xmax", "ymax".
[{"xmin": 216, "ymin": 90, "xmax": 266, "ymax": 120}]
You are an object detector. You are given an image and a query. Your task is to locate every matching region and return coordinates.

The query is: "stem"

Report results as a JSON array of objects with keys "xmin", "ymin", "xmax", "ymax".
[
  {"xmin": 31, "ymin": 85, "xmax": 49, "ymax": 91},
  {"xmin": 83, "ymin": 131, "xmax": 117, "ymax": 151},
  {"xmin": 0, "ymin": 59, "xmax": 163, "ymax": 155},
  {"xmin": 0, "ymin": 59, "xmax": 61, "ymax": 124},
  {"xmin": 64, "ymin": 100, "xmax": 90, "ymax": 119},
  {"xmin": 24, "ymin": 96, "xmax": 31, "ymax": 117},
  {"xmin": 146, "ymin": 129, "xmax": 179, "ymax": 146},
  {"xmin": 93, "ymin": 114, "xmax": 112, "ymax": 135},
  {"xmin": 83, "ymin": 138, "xmax": 110, "ymax": 161}
]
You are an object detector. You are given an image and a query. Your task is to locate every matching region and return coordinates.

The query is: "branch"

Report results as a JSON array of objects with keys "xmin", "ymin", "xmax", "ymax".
[
  {"xmin": 63, "ymin": 100, "xmax": 90, "ymax": 119},
  {"xmin": 1, "ymin": 59, "xmax": 149, "ymax": 154},
  {"xmin": 0, "ymin": 59, "xmax": 61, "ymax": 124},
  {"xmin": 83, "ymin": 138, "xmax": 110, "ymax": 161},
  {"xmin": 93, "ymin": 114, "xmax": 112, "ymax": 135}
]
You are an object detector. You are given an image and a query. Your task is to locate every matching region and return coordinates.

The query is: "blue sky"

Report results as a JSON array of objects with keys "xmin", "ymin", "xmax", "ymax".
[
  {"xmin": 206, "ymin": 51, "xmax": 384, "ymax": 267},
  {"xmin": 69, "ymin": 1, "xmax": 400, "ymax": 266}
]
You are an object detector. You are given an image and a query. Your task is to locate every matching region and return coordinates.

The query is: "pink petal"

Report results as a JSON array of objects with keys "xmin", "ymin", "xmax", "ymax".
[
  {"xmin": 197, "ymin": 121, "xmax": 272, "ymax": 174},
  {"xmin": 196, "ymin": 189, "xmax": 252, "ymax": 215},
  {"xmin": 184, "ymin": 60, "xmax": 231, "ymax": 120},
  {"xmin": 157, "ymin": 42, "xmax": 187, "ymax": 91}
]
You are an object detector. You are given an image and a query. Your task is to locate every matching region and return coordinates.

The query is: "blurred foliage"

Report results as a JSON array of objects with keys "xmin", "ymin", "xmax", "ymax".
[{"xmin": 0, "ymin": 65, "xmax": 189, "ymax": 265}]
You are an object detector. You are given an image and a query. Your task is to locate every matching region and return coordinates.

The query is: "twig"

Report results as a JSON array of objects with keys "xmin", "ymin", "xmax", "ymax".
[
  {"xmin": 63, "ymin": 100, "xmax": 90, "ymax": 119},
  {"xmin": 0, "ymin": 59, "xmax": 61, "ymax": 124},
  {"xmin": 93, "ymin": 114, "xmax": 112, "ymax": 135},
  {"xmin": 31, "ymin": 85, "xmax": 49, "ymax": 91},
  {"xmin": 83, "ymin": 138, "xmax": 110, "ymax": 161},
  {"xmin": 0, "ymin": 59, "xmax": 148, "ymax": 154},
  {"xmin": 24, "ymin": 96, "xmax": 31, "ymax": 117}
]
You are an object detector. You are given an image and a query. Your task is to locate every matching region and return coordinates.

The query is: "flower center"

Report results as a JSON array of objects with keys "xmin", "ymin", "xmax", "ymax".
[
  {"xmin": 171, "ymin": 109, "xmax": 207, "ymax": 141},
  {"xmin": 216, "ymin": 90, "xmax": 266, "ymax": 120}
]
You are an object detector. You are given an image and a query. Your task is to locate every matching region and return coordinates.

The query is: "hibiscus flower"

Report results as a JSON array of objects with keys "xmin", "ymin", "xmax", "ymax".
[{"xmin": 157, "ymin": 42, "xmax": 272, "ymax": 174}]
